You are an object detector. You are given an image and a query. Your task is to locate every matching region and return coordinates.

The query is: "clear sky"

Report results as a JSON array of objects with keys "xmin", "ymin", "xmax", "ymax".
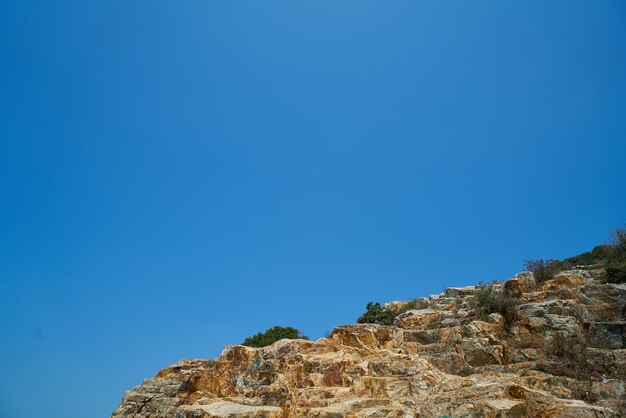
[{"xmin": 1, "ymin": 1, "xmax": 625, "ymax": 417}]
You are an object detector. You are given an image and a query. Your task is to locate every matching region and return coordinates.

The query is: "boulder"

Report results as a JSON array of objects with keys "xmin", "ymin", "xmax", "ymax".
[
  {"xmin": 393, "ymin": 309, "xmax": 440, "ymax": 329},
  {"xmin": 538, "ymin": 273, "xmax": 586, "ymax": 292}
]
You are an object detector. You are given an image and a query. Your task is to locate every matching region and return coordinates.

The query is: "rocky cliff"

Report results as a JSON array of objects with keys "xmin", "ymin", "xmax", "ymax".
[{"xmin": 112, "ymin": 268, "xmax": 626, "ymax": 417}]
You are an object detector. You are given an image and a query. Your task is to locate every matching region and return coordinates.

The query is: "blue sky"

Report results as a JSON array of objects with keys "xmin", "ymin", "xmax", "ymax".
[{"xmin": 1, "ymin": 1, "xmax": 625, "ymax": 417}]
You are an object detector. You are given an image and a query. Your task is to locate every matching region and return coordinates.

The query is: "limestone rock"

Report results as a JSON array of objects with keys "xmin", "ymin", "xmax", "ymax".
[
  {"xmin": 178, "ymin": 401, "xmax": 283, "ymax": 418},
  {"xmin": 392, "ymin": 309, "xmax": 440, "ymax": 329},
  {"xmin": 538, "ymin": 272, "xmax": 587, "ymax": 292},
  {"xmin": 505, "ymin": 272, "xmax": 536, "ymax": 298},
  {"xmin": 112, "ymin": 268, "xmax": 626, "ymax": 417}
]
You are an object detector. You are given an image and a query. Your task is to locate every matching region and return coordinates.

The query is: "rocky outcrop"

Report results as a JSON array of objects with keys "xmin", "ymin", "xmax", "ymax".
[{"xmin": 112, "ymin": 269, "xmax": 626, "ymax": 417}]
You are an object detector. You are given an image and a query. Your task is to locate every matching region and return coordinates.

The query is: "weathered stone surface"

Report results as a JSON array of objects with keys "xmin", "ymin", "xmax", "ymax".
[
  {"xmin": 505, "ymin": 272, "xmax": 536, "ymax": 299},
  {"xmin": 444, "ymin": 286, "xmax": 479, "ymax": 297},
  {"xmin": 538, "ymin": 272, "xmax": 587, "ymax": 292},
  {"xmin": 178, "ymin": 401, "xmax": 284, "ymax": 418},
  {"xmin": 392, "ymin": 309, "xmax": 440, "ymax": 329},
  {"xmin": 112, "ymin": 269, "xmax": 626, "ymax": 417}
]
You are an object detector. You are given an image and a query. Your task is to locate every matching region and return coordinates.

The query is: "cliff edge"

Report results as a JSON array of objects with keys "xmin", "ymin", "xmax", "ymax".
[{"xmin": 112, "ymin": 267, "xmax": 626, "ymax": 417}]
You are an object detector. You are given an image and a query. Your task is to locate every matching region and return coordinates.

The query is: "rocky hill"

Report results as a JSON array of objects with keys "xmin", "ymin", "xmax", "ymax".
[{"xmin": 112, "ymin": 267, "xmax": 626, "ymax": 417}]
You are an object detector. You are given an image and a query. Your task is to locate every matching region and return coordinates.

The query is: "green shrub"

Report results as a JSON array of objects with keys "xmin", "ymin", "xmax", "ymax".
[
  {"xmin": 609, "ymin": 225, "xmax": 626, "ymax": 252},
  {"xmin": 242, "ymin": 326, "xmax": 308, "ymax": 347},
  {"xmin": 459, "ymin": 364, "xmax": 474, "ymax": 376},
  {"xmin": 357, "ymin": 302, "xmax": 395, "ymax": 326},
  {"xmin": 591, "ymin": 245, "xmax": 609, "ymax": 262},
  {"xmin": 562, "ymin": 251, "xmax": 594, "ymax": 267},
  {"xmin": 601, "ymin": 226, "xmax": 626, "ymax": 283},
  {"xmin": 356, "ymin": 300, "xmax": 423, "ymax": 326},
  {"xmin": 549, "ymin": 332, "xmax": 590, "ymax": 380},
  {"xmin": 562, "ymin": 245, "xmax": 612, "ymax": 267},
  {"xmin": 470, "ymin": 286, "xmax": 518, "ymax": 330},
  {"xmin": 551, "ymin": 332, "xmax": 574, "ymax": 357},
  {"xmin": 523, "ymin": 259, "xmax": 563, "ymax": 283},
  {"xmin": 521, "ymin": 225, "xmax": 626, "ymax": 285},
  {"xmin": 395, "ymin": 300, "xmax": 420, "ymax": 316},
  {"xmin": 604, "ymin": 260, "xmax": 626, "ymax": 283}
]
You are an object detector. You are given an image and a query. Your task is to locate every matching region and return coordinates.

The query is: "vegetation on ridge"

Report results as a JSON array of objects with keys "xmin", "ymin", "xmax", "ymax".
[
  {"xmin": 357, "ymin": 300, "xmax": 420, "ymax": 326},
  {"xmin": 245, "ymin": 225, "xmax": 626, "ymax": 344},
  {"xmin": 604, "ymin": 226, "xmax": 626, "ymax": 283},
  {"xmin": 523, "ymin": 225, "xmax": 626, "ymax": 284},
  {"xmin": 470, "ymin": 285, "xmax": 519, "ymax": 330},
  {"xmin": 356, "ymin": 302, "xmax": 395, "ymax": 325},
  {"xmin": 242, "ymin": 326, "xmax": 308, "ymax": 348}
]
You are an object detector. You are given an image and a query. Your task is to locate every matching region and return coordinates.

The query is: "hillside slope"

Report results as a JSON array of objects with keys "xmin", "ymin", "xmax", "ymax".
[{"xmin": 112, "ymin": 268, "xmax": 626, "ymax": 417}]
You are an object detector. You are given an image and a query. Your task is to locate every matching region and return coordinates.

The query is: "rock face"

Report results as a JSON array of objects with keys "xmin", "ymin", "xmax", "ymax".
[{"xmin": 112, "ymin": 269, "xmax": 626, "ymax": 417}]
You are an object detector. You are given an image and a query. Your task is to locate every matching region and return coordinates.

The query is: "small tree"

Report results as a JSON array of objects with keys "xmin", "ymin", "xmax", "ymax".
[
  {"xmin": 470, "ymin": 286, "xmax": 518, "ymax": 330},
  {"xmin": 604, "ymin": 226, "xmax": 626, "ymax": 283},
  {"xmin": 609, "ymin": 225, "xmax": 626, "ymax": 252},
  {"xmin": 242, "ymin": 326, "xmax": 308, "ymax": 348},
  {"xmin": 357, "ymin": 302, "xmax": 395, "ymax": 326},
  {"xmin": 523, "ymin": 259, "xmax": 563, "ymax": 284},
  {"xmin": 590, "ymin": 245, "xmax": 609, "ymax": 262}
]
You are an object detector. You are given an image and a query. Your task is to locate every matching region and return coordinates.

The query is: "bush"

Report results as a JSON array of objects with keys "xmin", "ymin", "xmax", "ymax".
[
  {"xmin": 551, "ymin": 332, "xmax": 576, "ymax": 357},
  {"xmin": 591, "ymin": 245, "xmax": 610, "ymax": 262},
  {"xmin": 356, "ymin": 300, "xmax": 423, "ymax": 326},
  {"xmin": 602, "ymin": 226, "xmax": 626, "ymax": 283},
  {"xmin": 357, "ymin": 302, "xmax": 395, "ymax": 326},
  {"xmin": 242, "ymin": 326, "xmax": 308, "ymax": 347},
  {"xmin": 521, "ymin": 225, "xmax": 626, "ymax": 284},
  {"xmin": 395, "ymin": 300, "xmax": 420, "ymax": 316},
  {"xmin": 459, "ymin": 364, "xmax": 474, "ymax": 376},
  {"xmin": 549, "ymin": 332, "xmax": 590, "ymax": 380},
  {"xmin": 562, "ymin": 245, "xmax": 609, "ymax": 267},
  {"xmin": 604, "ymin": 260, "xmax": 626, "ymax": 283},
  {"xmin": 523, "ymin": 259, "xmax": 563, "ymax": 283},
  {"xmin": 470, "ymin": 286, "xmax": 518, "ymax": 330},
  {"xmin": 609, "ymin": 225, "xmax": 626, "ymax": 252},
  {"xmin": 562, "ymin": 252, "xmax": 591, "ymax": 267}
]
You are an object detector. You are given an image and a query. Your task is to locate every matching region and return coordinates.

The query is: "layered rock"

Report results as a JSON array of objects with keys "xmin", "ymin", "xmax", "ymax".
[{"xmin": 112, "ymin": 269, "xmax": 626, "ymax": 417}]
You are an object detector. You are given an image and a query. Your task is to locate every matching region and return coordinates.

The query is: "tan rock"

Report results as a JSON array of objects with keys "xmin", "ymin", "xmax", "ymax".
[
  {"xmin": 505, "ymin": 279, "xmax": 528, "ymax": 298},
  {"xmin": 484, "ymin": 398, "xmax": 527, "ymax": 417},
  {"xmin": 538, "ymin": 273, "xmax": 586, "ymax": 292},
  {"xmin": 112, "ymin": 268, "xmax": 626, "ymax": 417},
  {"xmin": 393, "ymin": 309, "xmax": 440, "ymax": 329},
  {"xmin": 179, "ymin": 401, "xmax": 284, "ymax": 418}
]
